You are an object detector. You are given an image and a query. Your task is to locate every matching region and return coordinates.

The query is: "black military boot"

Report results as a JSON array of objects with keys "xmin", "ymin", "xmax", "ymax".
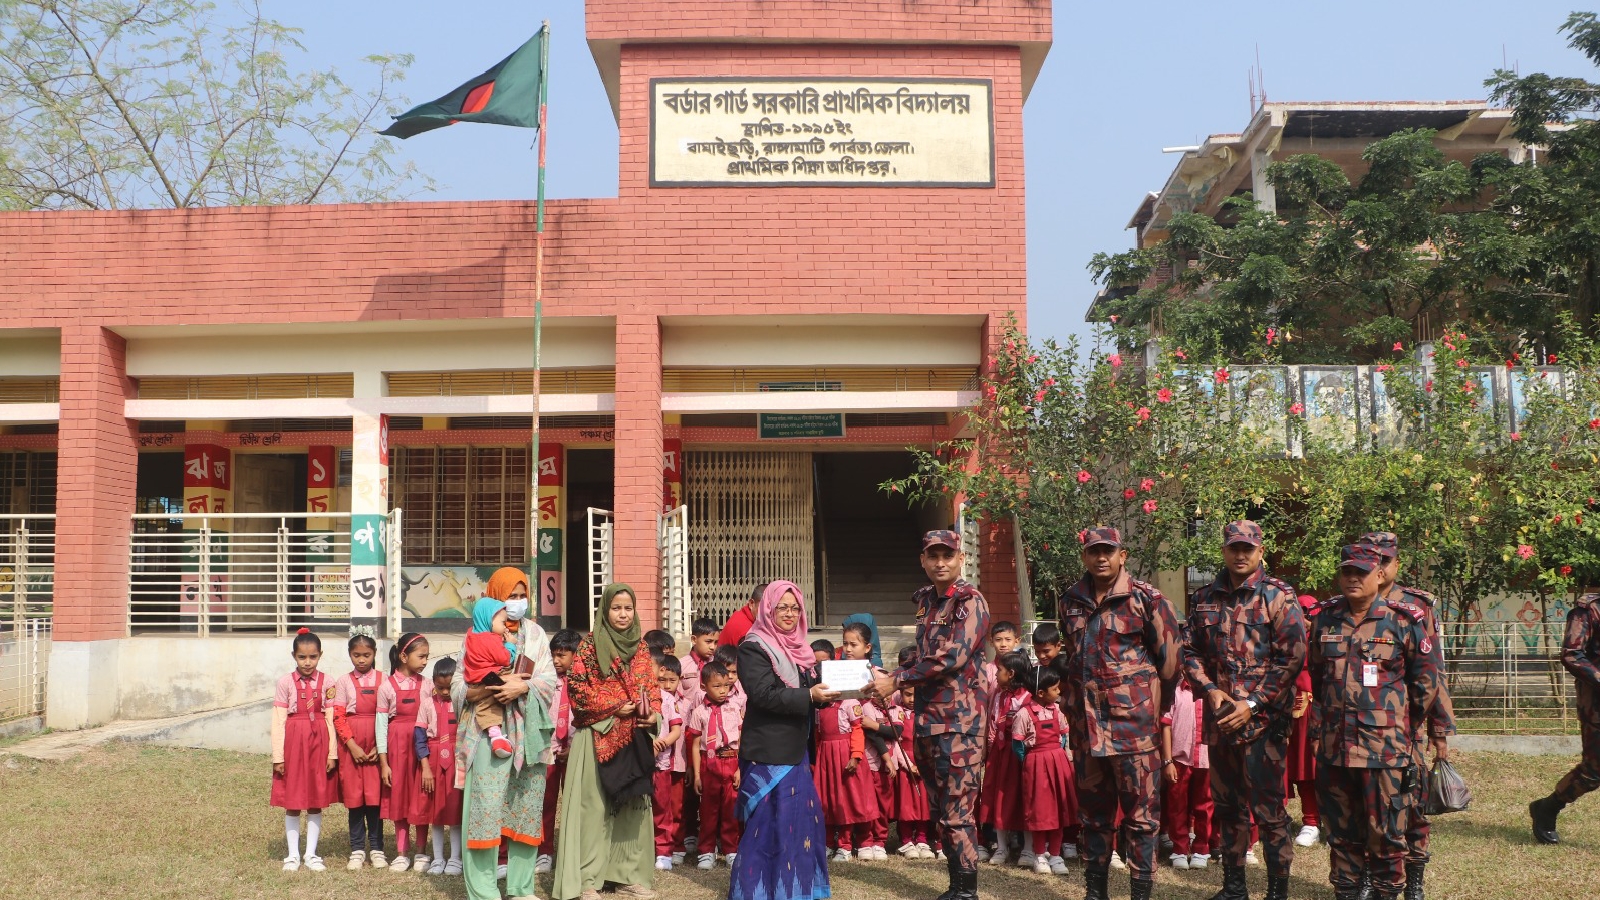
[
  {"xmin": 1529, "ymin": 796, "xmax": 1563, "ymax": 844},
  {"xmin": 1404, "ymin": 862, "xmax": 1426, "ymax": 900},
  {"xmin": 1129, "ymin": 877, "xmax": 1155, "ymax": 900},
  {"xmin": 1355, "ymin": 867, "xmax": 1373, "ymax": 900},
  {"xmin": 1209, "ymin": 862, "xmax": 1250, "ymax": 900},
  {"xmin": 1083, "ymin": 866, "xmax": 1110, "ymax": 900},
  {"xmin": 1265, "ymin": 868, "xmax": 1290, "ymax": 900},
  {"xmin": 950, "ymin": 869, "xmax": 979, "ymax": 900}
]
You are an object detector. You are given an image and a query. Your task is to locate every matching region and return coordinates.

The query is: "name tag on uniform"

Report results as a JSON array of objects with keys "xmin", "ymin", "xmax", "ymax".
[
  {"xmin": 1320, "ymin": 634, "xmax": 1342, "ymax": 643},
  {"xmin": 1362, "ymin": 663, "xmax": 1379, "ymax": 687}
]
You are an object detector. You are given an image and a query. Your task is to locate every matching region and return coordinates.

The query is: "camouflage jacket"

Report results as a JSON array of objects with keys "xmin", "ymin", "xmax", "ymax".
[
  {"xmin": 1057, "ymin": 570, "xmax": 1183, "ymax": 758},
  {"xmin": 1307, "ymin": 594, "xmax": 1441, "ymax": 768},
  {"xmin": 894, "ymin": 578, "xmax": 991, "ymax": 740},
  {"xmin": 1181, "ymin": 567, "xmax": 1307, "ymax": 745},
  {"xmin": 1562, "ymin": 594, "xmax": 1600, "ymax": 724},
  {"xmin": 1383, "ymin": 584, "xmax": 1456, "ymax": 740}
]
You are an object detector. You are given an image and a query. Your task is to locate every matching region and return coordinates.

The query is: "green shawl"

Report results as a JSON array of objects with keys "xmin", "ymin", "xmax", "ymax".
[{"xmin": 594, "ymin": 583, "xmax": 642, "ymax": 672}]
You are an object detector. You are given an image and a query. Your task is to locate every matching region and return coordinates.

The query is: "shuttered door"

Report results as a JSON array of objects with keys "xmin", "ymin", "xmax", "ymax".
[{"xmin": 685, "ymin": 451, "xmax": 815, "ymax": 622}]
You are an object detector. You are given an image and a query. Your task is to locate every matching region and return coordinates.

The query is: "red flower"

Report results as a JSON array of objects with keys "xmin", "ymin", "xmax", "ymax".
[
  {"xmin": 1549, "ymin": 353, "xmax": 1559, "ymax": 363},
  {"xmin": 1510, "ymin": 432, "xmax": 1522, "ymax": 442},
  {"xmin": 1376, "ymin": 363, "xmax": 1393, "ymax": 373},
  {"xmin": 1123, "ymin": 488, "xmax": 1137, "ymax": 500},
  {"xmin": 1424, "ymin": 380, "xmax": 1434, "ymax": 393},
  {"xmin": 1109, "ymin": 314, "xmax": 1120, "ymax": 324},
  {"xmin": 1077, "ymin": 470, "xmax": 1092, "ymax": 484},
  {"xmin": 1214, "ymin": 368, "xmax": 1230, "ymax": 384},
  {"xmin": 1289, "ymin": 402, "xmax": 1305, "ymax": 415},
  {"xmin": 1517, "ymin": 544, "xmax": 1535, "ymax": 560},
  {"xmin": 1462, "ymin": 382, "xmax": 1475, "ymax": 393},
  {"xmin": 1578, "ymin": 514, "xmax": 1585, "ymax": 525},
  {"xmin": 1140, "ymin": 478, "xmax": 1155, "ymax": 492},
  {"xmin": 1137, "ymin": 406, "xmax": 1151, "ymax": 421},
  {"xmin": 1265, "ymin": 327, "xmax": 1277, "ymax": 345},
  {"xmin": 1157, "ymin": 388, "xmax": 1174, "ymax": 403},
  {"xmin": 1077, "ymin": 529, "xmax": 1089, "ymax": 544},
  {"xmin": 1562, "ymin": 565, "xmax": 1574, "ymax": 577},
  {"xmin": 1506, "ymin": 359, "xmax": 1515, "ymax": 369},
  {"xmin": 1174, "ymin": 349, "xmax": 1188, "ymax": 360},
  {"xmin": 1588, "ymin": 418, "xmax": 1599, "ymax": 430},
  {"xmin": 1033, "ymin": 389, "xmax": 1047, "ymax": 402},
  {"xmin": 1108, "ymin": 353, "xmax": 1124, "ymax": 368},
  {"xmin": 1393, "ymin": 342, "xmax": 1404, "ymax": 351},
  {"xmin": 1455, "ymin": 358, "xmax": 1468, "ymax": 369},
  {"xmin": 1142, "ymin": 499, "xmax": 1159, "ymax": 514},
  {"xmin": 1554, "ymin": 515, "xmax": 1563, "ymax": 525},
  {"xmin": 1043, "ymin": 377, "xmax": 1057, "ymax": 387},
  {"xmin": 1025, "ymin": 354, "xmax": 1039, "ymax": 364}
]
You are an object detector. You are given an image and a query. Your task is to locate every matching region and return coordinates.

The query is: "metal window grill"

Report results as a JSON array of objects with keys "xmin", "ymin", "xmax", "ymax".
[
  {"xmin": 391, "ymin": 446, "xmax": 528, "ymax": 566},
  {"xmin": 685, "ymin": 450, "xmax": 815, "ymax": 623},
  {"xmin": 0, "ymin": 515, "xmax": 54, "ymax": 628},
  {"xmin": 0, "ymin": 619, "xmax": 49, "ymax": 724}
]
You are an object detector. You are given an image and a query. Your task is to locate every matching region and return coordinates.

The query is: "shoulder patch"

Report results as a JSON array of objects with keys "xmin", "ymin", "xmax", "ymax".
[
  {"xmin": 1388, "ymin": 600, "xmax": 1425, "ymax": 622},
  {"xmin": 1399, "ymin": 586, "xmax": 1437, "ymax": 607},
  {"xmin": 1130, "ymin": 579, "xmax": 1165, "ymax": 601},
  {"xmin": 1264, "ymin": 576, "xmax": 1296, "ymax": 594},
  {"xmin": 324, "ymin": 687, "xmax": 337, "ymax": 700}
]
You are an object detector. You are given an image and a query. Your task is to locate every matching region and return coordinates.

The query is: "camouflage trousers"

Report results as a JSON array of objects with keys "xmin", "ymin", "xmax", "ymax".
[
  {"xmin": 1317, "ymin": 764, "xmax": 1411, "ymax": 894},
  {"xmin": 1405, "ymin": 742, "xmax": 1431, "ymax": 864},
  {"xmin": 1553, "ymin": 717, "xmax": 1600, "ymax": 806},
  {"xmin": 1076, "ymin": 749, "xmax": 1161, "ymax": 879},
  {"xmin": 1210, "ymin": 732, "xmax": 1293, "ymax": 873},
  {"xmin": 916, "ymin": 733, "xmax": 983, "ymax": 870}
]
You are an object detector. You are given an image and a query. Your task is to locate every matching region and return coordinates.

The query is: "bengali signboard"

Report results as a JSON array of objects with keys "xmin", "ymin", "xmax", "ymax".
[
  {"xmin": 758, "ymin": 413, "xmax": 846, "ymax": 440},
  {"xmin": 650, "ymin": 77, "xmax": 995, "ymax": 187}
]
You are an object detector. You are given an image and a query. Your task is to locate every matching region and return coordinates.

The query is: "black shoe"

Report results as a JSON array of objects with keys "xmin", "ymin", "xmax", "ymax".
[
  {"xmin": 1209, "ymin": 863, "xmax": 1250, "ymax": 900},
  {"xmin": 1129, "ymin": 877, "xmax": 1155, "ymax": 900},
  {"xmin": 1355, "ymin": 867, "xmax": 1373, "ymax": 900},
  {"xmin": 1266, "ymin": 868, "xmax": 1289, "ymax": 900},
  {"xmin": 1083, "ymin": 866, "xmax": 1110, "ymax": 900},
  {"xmin": 1530, "ymin": 796, "xmax": 1562, "ymax": 844},
  {"xmin": 1404, "ymin": 862, "xmax": 1426, "ymax": 900},
  {"xmin": 951, "ymin": 869, "xmax": 978, "ymax": 900}
]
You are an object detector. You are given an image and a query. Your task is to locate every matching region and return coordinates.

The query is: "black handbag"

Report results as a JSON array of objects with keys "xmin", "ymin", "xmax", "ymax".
[{"xmin": 1422, "ymin": 758, "xmax": 1472, "ymax": 815}]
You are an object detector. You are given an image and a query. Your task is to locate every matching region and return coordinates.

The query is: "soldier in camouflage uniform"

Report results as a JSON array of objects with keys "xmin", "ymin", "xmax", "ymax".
[
  {"xmin": 868, "ymin": 530, "xmax": 991, "ymax": 900},
  {"xmin": 1182, "ymin": 520, "xmax": 1307, "ymax": 900},
  {"xmin": 1056, "ymin": 526, "xmax": 1182, "ymax": 900},
  {"xmin": 1529, "ymin": 592, "xmax": 1600, "ymax": 845},
  {"xmin": 1360, "ymin": 532, "xmax": 1455, "ymax": 900},
  {"xmin": 1308, "ymin": 544, "xmax": 1442, "ymax": 900}
]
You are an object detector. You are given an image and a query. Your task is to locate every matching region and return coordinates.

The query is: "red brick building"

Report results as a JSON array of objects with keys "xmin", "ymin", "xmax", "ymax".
[{"xmin": 0, "ymin": 0, "xmax": 1050, "ymax": 728}]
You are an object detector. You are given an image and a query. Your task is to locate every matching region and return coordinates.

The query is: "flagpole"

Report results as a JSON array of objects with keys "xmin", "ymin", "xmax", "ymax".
[{"xmin": 531, "ymin": 21, "xmax": 550, "ymax": 623}]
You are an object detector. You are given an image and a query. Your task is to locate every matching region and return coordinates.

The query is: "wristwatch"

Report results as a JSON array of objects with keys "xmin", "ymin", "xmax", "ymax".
[{"xmin": 1246, "ymin": 699, "xmax": 1259, "ymax": 711}]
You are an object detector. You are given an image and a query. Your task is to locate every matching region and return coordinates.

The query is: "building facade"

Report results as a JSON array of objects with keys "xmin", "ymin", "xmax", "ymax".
[{"xmin": 0, "ymin": 0, "xmax": 1051, "ymax": 728}]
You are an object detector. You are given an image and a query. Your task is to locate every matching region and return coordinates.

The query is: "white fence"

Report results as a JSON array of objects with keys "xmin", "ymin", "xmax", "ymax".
[
  {"xmin": 129, "ymin": 511, "xmax": 399, "ymax": 637},
  {"xmin": 0, "ymin": 620, "xmax": 49, "ymax": 723},
  {"xmin": 1, "ymin": 514, "xmax": 54, "ymax": 627}
]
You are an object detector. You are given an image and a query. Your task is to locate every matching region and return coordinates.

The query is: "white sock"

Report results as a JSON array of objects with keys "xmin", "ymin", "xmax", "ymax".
[
  {"xmin": 305, "ymin": 813, "xmax": 322, "ymax": 859},
  {"xmin": 996, "ymin": 830, "xmax": 1009, "ymax": 851},
  {"xmin": 285, "ymin": 814, "xmax": 302, "ymax": 860},
  {"xmin": 449, "ymin": 826, "xmax": 463, "ymax": 861},
  {"xmin": 433, "ymin": 826, "xmax": 446, "ymax": 861}
]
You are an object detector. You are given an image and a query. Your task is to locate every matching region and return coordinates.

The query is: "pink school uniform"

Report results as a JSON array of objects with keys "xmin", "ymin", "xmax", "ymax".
[
  {"xmin": 887, "ymin": 702, "xmax": 931, "ymax": 847},
  {"xmin": 1161, "ymin": 681, "xmax": 1213, "ymax": 858},
  {"xmin": 270, "ymin": 670, "xmax": 338, "ymax": 810},
  {"xmin": 653, "ymin": 691, "xmax": 686, "ymax": 857},
  {"xmin": 813, "ymin": 699, "xmax": 880, "ymax": 849},
  {"xmin": 415, "ymin": 691, "xmax": 463, "ymax": 827},
  {"xmin": 331, "ymin": 668, "xmax": 383, "ymax": 809},
  {"xmin": 1013, "ymin": 696, "xmax": 1076, "ymax": 855},
  {"xmin": 978, "ymin": 684, "xmax": 1027, "ymax": 833},
  {"xmin": 687, "ymin": 696, "xmax": 744, "ymax": 856},
  {"xmin": 377, "ymin": 672, "xmax": 429, "ymax": 821}
]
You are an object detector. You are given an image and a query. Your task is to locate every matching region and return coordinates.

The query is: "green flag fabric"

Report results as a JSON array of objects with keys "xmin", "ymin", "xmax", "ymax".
[{"xmin": 381, "ymin": 28, "xmax": 546, "ymax": 139}]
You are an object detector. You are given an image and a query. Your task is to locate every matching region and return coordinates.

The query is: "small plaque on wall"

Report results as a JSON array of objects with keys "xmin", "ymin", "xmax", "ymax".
[{"xmin": 650, "ymin": 77, "xmax": 995, "ymax": 187}]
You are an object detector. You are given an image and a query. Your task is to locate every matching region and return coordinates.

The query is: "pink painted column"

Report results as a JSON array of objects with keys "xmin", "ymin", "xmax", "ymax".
[{"xmin": 613, "ymin": 315, "xmax": 664, "ymax": 629}]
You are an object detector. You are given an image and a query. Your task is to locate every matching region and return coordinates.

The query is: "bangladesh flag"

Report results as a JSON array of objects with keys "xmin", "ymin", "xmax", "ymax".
[{"xmin": 381, "ymin": 27, "xmax": 547, "ymax": 139}]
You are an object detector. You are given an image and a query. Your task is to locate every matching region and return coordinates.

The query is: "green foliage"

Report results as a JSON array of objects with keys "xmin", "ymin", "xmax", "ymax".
[{"xmin": 0, "ymin": 0, "xmax": 431, "ymax": 209}]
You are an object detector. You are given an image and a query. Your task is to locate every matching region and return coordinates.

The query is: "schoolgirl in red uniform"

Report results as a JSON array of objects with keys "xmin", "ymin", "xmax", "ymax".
[
  {"xmin": 889, "ymin": 679, "xmax": 934, "ymax": 859},
  {"xmin": 415, "ymin": 655, "xmax": 465, "ymax": 875},
  {"xmin": 980, "ymin": 651, "xmax": 1030, "ymax": 865},
  {"xmin": 1013, "ymin": 663, "xmax": 1075, "ymax": 876},
  {"xmin": 331, "ymin": 630, "xmax": 384, "ymax": 869},
  {"xmin": 841, "ymin": 621, "xmax": 891, "ymax": 860},
  {"xmin": 270, "ymin": 628, "xmax": 338, "ymax": 873},
  {"xmin": 809, "ymin": 639, "xmax": 879, "ymax": 860},
  {"xmin": 377, "ymin": 631, "xmax": 431, "ymax": 872}
]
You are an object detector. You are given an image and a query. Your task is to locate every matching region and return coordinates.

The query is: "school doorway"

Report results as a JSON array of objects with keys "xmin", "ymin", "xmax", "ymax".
[
  {"xmin": 814, "ymin": 451, "xmax": 943, "ymax": 626},
  {"xmin": 565, "ymin": 448, "xmax": 613, "ymax": 631}
]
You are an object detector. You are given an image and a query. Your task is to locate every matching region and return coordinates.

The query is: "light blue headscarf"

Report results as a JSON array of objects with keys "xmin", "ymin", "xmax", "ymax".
[
  {"xmin": 470, "ymin": 596, "xmax": 518, "ymax": 662},
  {"xmin": 842, "ymin": 612, "xmax": 884, "ymax": 668}
]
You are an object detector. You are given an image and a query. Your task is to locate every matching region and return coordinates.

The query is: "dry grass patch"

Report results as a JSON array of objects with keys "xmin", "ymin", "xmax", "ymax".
[{"xmin": 0, "ymin": 746, "xmax": 1594, "ymax": 899}]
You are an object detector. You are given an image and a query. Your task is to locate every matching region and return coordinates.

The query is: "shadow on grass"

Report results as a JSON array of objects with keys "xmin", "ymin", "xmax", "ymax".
[{"xmin": 826, "ymin": 861, "xmax": 1230, "ymax": 900}]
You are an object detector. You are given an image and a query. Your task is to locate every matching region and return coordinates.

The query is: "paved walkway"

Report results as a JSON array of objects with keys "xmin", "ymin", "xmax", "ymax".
[{"xmin": 3, "ymin": 706, "xmax": 253, "ymax": 761}]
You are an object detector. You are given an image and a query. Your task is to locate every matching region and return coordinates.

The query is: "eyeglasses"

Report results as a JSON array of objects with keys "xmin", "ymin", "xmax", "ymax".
[{"xmin": 773, "ymin": 604, "xmax": 802, "ymax": 614}]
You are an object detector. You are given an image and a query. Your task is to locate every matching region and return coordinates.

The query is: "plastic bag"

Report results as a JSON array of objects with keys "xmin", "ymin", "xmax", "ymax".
[{"xmin": 1422, "ymin": 758, "xmax": 1472, "ymax": 815}]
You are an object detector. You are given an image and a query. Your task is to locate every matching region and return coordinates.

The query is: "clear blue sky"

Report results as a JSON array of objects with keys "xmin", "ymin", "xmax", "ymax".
[{"xmin": 277, "ymin": 0, "xmax": 1588, "ymax": 345}]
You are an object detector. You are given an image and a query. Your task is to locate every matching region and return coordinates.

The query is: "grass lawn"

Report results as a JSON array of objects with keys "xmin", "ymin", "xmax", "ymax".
[{"xmin": 0, "ymin": 746, "xmax": 1594, "ymax": 899}]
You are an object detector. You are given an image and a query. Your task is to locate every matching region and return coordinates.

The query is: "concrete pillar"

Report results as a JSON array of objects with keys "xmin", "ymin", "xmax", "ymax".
[
  {"xmin": 1251, "ymin": 148, "xmax": 1277, "ymax": 215},
  {"xmin": 48, "ymin": 325, "xmax": 138, "ymax": 728},
  {"xmin": 614, "ymin": 316, "xmax": 663, "ymax": 628},
  {"xmin": 349, "ymin": 412, "xmax": 390, "ymax": 632}
]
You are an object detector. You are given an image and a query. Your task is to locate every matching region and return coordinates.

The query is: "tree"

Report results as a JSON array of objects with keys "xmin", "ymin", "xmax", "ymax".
[
  {"xmin": 0, "ymin": 0, "xmax": 428, "ymax": 210},
  {"xmin": 1087, "ymin": 129, "xmax": 1539, "ymax": 365},
  {"xmin": 1483, "ymin": 10, "xmax": 1600, "ymax": 339}
]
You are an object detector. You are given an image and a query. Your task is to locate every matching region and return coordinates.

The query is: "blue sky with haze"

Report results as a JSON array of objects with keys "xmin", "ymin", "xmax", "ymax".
[{"xmin": 275, "ymin": 0, "xmax": 1589, "ymax": 345}]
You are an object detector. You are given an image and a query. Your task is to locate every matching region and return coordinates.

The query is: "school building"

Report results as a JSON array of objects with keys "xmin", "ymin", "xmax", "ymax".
[{"xmin": 0, "ymin": 0, "xmax": 1049, "ymax": 730}]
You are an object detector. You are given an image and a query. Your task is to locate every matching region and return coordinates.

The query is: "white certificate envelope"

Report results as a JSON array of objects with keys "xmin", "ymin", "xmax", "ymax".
[{"xmin": 819, "ymin": 659, "xmax": 873, "ymax": 699}]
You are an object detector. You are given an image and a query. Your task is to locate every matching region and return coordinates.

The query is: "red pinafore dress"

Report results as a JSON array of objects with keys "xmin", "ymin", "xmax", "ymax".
[
  {"xmin": 271, "ymin": 672, "xmax": 337, "ymax": 810},
  {"xmin": 338, "ymin": 669, "xmax": 383, "ymax": 808},
  {"xmin": 978, "ymin": 688, "xmax": 1027, "ymax": 830},
  {"xmin": 812, "ymin": 701, "xmax": 878, "ymax": 827},
  {"xmin": 890, "ymin": 707, "xmax": 930, "ymax": 822},
  {"xmin": 380, "ymin": 673, "xmax": 427, "ymax": 820},
  {"xmin": 1020, "ymin": 702, "xmax": 1077, "ymax": 832},
  {"xmin": 421, "ymin": 694, "xmax": 464, "ymax": 825}
]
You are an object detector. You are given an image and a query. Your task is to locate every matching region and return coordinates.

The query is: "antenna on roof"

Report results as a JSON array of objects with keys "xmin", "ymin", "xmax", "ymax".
[{"xmin": 1248, "ymin": 45, "xmax": 1267, "ymax": 116}]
